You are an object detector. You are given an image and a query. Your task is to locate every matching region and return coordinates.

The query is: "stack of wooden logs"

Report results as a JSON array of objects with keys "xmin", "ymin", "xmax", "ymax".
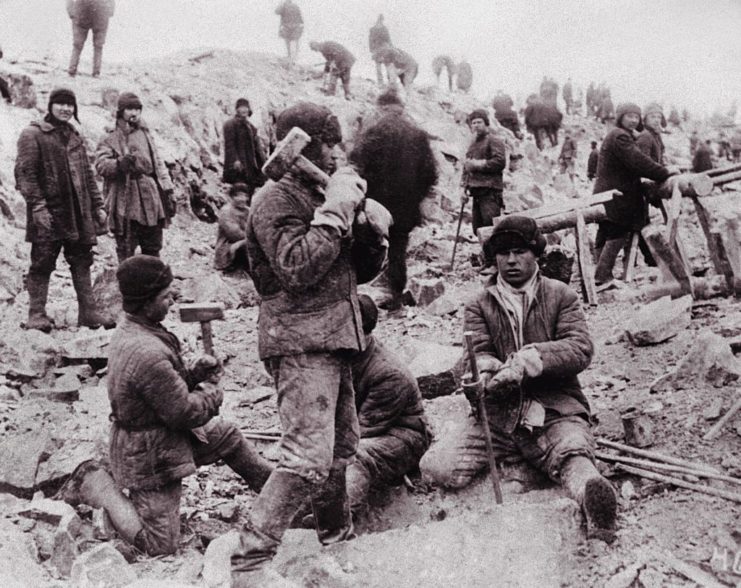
[{"xmin": 478, "ymin": 166, "xmax": 741, "ymax": 304}]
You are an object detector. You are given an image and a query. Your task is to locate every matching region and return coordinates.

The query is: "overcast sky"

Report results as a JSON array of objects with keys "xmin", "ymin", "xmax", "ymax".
[{"xmin": 1, "ymin": 0, "xmax": 739, "ymax": 116}]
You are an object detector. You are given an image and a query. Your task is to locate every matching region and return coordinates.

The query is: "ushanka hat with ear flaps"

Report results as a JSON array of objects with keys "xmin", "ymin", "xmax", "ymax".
[
  {"xmin": 116, "ymin": 255, "xmax": 173, "ymax": 313},
  {"xmin": 485, "ymin": 215, "xmax": 546, "ymax": 256},
  {"xmin": 643, "ymin": 102, "xmax": 667, "ymax": 128},
  {"xmin": 48, "ymin": 87, "xmax": 79, "ymax": 123},
  {"xmin": 276, "ymin": 102, "xmax": 342, "ymax": 163},
  {"xmin": 615, "ymin": 102, "xmax": 643, "ymax": 132}
]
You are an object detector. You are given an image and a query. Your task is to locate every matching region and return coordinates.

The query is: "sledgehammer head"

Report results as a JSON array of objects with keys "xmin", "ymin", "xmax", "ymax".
[
  {"xmin": 262, "ymin": 126, "xmax": 331, "ymax": 186},
  {"xmin": 179, "ymin": 303, "xmax": 224, "ymax": 324},
  {"xmin": 262, "ymin": 127, "xmax": 313, "ymax": 182}
]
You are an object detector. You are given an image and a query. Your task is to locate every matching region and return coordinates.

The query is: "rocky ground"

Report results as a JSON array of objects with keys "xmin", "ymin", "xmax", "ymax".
[{"xmin": 0, "ymin": 51, "xmax": 740, "ymax": 587}]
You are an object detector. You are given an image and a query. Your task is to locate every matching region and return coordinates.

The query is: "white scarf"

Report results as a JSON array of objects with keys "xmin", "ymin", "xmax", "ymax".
[{"xmin": 495, "ymin": 266, "xmax": 539, "ymax": 350}]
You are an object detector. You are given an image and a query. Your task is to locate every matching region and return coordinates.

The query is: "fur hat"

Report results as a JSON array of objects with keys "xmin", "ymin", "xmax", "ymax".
[
  {"xmin": 357, "ymin": 294, "xmax": 378, "ymax": 334},
  {"xmin": 235, "ymin": 97, "xmax": 252, "ymax": 115},
  {"xmin": 117, "ymin": 92, "xmax": 143, "ymax": 118},
  {"xmin": 486, "ymin": 215, "xmax": 546, "ymax": 256},
  {"xmin": 643, "ymin": 102, "xmax": 667, "ymax": 128},
  {"xmin": 467, "ymin": 108, "xmax": 490, "ymax": 127},
  {"xmin": 48, "ymin": 87, "xmax": 79, "ymax": 123},
  {"xmin": 117, "ymin": 255, "xmax": 173, "ymax": 313},
  {"xmin": 276, "ymin": 102, "xmax": 342, "ymax": 164},
  {"xmin": 616, "ymin": 102, "xmax": 643, "ymax": 131}
]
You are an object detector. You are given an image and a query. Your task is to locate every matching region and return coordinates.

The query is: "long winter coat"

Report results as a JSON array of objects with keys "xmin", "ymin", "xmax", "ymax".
[
  {"xmin": 107, "ymin": 315, "xmax": 222, "ymax": 490},
  {"xmin": 350, "ymin": 112, "xmax": 438, "ymax": 233},
  {"xmin": 352, "ymin": 336, "xmax": 429, "ymax": 444},
  {"xmin": 593, "ymin": 127, "xmax": 670, "ymax": 230},
  {"xmin": 464, "ymin": 275, "xmax": 594, "ymax": 428},
  {"xmin": 15, "ymin": 118, "xmax": 103, "ymax": 244},
  {"xmin": 463, "ymin": 131, "xmax": 506, "ymax": 190},
  {"xmin": 95, "ymin": 120, "xmax": 174, "ymax": 234},
  {"xmin": 222, "ymin": 116, "xmax": 267, "ymax": 186},
  {"xmin": 246, "ymin": 172, "xmax": 387, "ymax": 360}
]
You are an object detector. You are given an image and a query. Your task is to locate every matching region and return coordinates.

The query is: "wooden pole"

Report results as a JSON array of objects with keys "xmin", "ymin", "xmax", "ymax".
[
  {"xmin": 641, "ymin": 224, "xmax": 694, "ymax": 296},
  {"xmin": 616, "ymin": 464, "xmax": 741, "ymax": 503},
  {"xmin": 711, "ymin": 170, "xmax": 741, "ymax": 185},
  {"xmin": 705, "ymin": 162, "xmax": 741, "ymax": 177},
  {"xmin": 637, "ymin": 275, "xmax": 728, "ymax": 302},
  {"xmin": 622, "ymin": 232, "xmax": 640, "ymax": 283},
  {"xmin": 691, "ymin": 195, "xmax": 736, "ymax": 290},
  {"xmin": 703, "ymin": 392, "xmax": 741, "ymax": 441},
  {"xmin": 597, "ymin": 439, "xmax": 720, "ymax": 474},
  {"xmin": 595, "ymin": 451, "xmax": 741, "ymax": 486},
  {"xmin": 574, "ymin": 209, "xmax": 597, "ymax": 305}
]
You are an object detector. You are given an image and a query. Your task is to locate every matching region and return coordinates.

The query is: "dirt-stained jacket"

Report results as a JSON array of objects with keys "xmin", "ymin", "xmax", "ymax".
[
  {"xmin": 462, "ymin": 131, "xmax": 506, "ymax": 190},
  {"xmin": 464, "ymin": 275, "xmax": 594, "ymax": 420},
  {"xmin": 222, "ymin": 115, "xmax": 267, "ymax": 186},
  {"xmin": 107, "ymin": 315, "xmax": 221, "ymax": 490},
  {"xmin": 593, "ymin": 127, "xmax": 670, "ymax": 230},
  {"xmin": 15, "ymin": 118, "xmax": 104, "ymax": 244},
  {"xmin": 95, "ymin": 119, "xmax": 174, "ymax": 234},
  {"xmin": 352, "ymin": 336, "xmax": 430, "ymax": 445},
  {"xmin": 246, "ymin": 172, "xmax": 386, "ymax": 360}
]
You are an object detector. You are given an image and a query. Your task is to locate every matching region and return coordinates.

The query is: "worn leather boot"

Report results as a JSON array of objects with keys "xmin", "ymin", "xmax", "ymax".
[
  {"xmin": 310, "ymin": 465, "xmax": 356, "ymax": 545},
  {"xmin": 25, "ymin": 273, "xmax": 54, "ymax": 333},
  {"xmin": 231, "ymin": 471, "xmax": 312, "ymax": 585},
  {"xmin": 92, "ymin": 45, "xmax": 103, "ymax": 77},
  {"xmin": 70, "ymin": 264, "xmax": 115, "ymax": 329},
  {"xmin": 56, "ymin": 460, "xmax": 143, "ymax": 545},
  {"xmin": 222, "ymin": 438, "xmax": 273, "ymax": 492},
  {"xmin": 560, "ymin": 455, "xmax": 617, "ymax": 540}
]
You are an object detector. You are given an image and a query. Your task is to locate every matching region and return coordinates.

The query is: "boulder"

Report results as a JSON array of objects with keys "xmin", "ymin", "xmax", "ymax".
[
  {"xmin": 0, "ymin": 65, "xmax": 36, "ymax": 108},
  {"xmin": 0, "ymin": 329, "xmax": 62, "ymax": 378},
  {"xmin": 425, "ymin": 293, "xmax": 460, "ymax": 317},
  {"xmin": 538, "ymin": 245, "xmax": 575, "ymax": 284},
  {"xmin": 70, "ymin": 543, "xmax": 137, "ymax": 588},
  {"xmin": 92, "ymin": 268, "xmax": 123, "ymax": 328},
  {"xmin": 625, "ymin": 295, "xmax": 692, "ymax": 346},
  {"xmin": 0, "ymin": 519, "xmax": 46, "ymax": 587},
  {"xmin": 408, "ymin": 278, "xmax": 445, "ymax": 307},
  {"xmin": 202, "ymin": 530, "xmax": 240, "ymax": 588},
  {"xmin": 178, "ymin": 273, "xmax": 241, "ymax": 310},
  {"xmin": 652, "ymin": 330, "xmax": 741, "ymax": 392},
  {"xmin": 403, "ymin": 340, "xmax": 462, "ymax": 399},
  {"xmin": 35, "ymin": 440, "xmax": 102, "ymax": 492},
  {"xmin": 0, "ymin": 430, "xmax": 52, "ymax": 497},
  {"xmin": 62, "ymin": 330, "xmax": 112, "ymax": 361}
]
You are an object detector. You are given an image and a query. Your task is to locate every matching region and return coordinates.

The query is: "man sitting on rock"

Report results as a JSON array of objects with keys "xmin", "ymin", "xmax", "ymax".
[
  {"xmin": 214, "ymin": 183, "xmax": 251, "ymax": 274},
  {"xmin": 58, "ymin": 255, "xmax": 272, "ymax": 556},
  {"xmin": 420, "ymin": 216, "xmax": 618, "ymax": 538},
  {"xmin": 347, "ymin": 295, "xmax": 431, "ymax": 517}
]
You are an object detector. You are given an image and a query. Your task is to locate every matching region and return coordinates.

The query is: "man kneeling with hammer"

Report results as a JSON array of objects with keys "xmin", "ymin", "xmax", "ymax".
[
  {"xmin": 422, "ymin": 216, "xmax": 617, "ymax": 538},
  {"xmin": 59, "ymin": 255, "xmax": 272, "ymax": 555}
]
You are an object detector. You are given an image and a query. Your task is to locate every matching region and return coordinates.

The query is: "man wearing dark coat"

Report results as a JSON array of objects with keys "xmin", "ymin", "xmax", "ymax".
[
  {"xmin": 309, "ymin": 41, "xmax": 356, "ymax": 100},
  {"xmin": 377, "ymin": 46, "xmax": 418, "ymax": 88},
  {"xmin": 636, "ymin": 102, "xmax": 666, "ymax": 164},
  {"xmin": 587, "ymin": 141, "xmax": 599, "ymax": 181},
  {"xmin": 58, "ymin": 255, "xmax": 272, "ymax": 556},
  {"xmin": 369, "ymin": 14, "xmax": 391, "ymax": 86},
  {"xmin": 462, "ymin": 109, "xmax": 506, "ymax": 235},
  {"xmin": 692, "ymin": 140, "xmax": 714, "ymax": 173},
  {"xmin": 421, "ymin": 216, "xmax": 618, "ymax": 539},
  {"xmin": 559, "ymin": 131, "xmax": 577, "ymax": 180},
  {"xmin": 15, "ymin": 87, "xmax": 110, "ymax": 332},
  {"xmin": 221, "ymin": 98, "xmax": 267, "ymax": 190},
  {"xmin": 592, "ymin": 102, "xmax": 678, "ymax": 286},
  {"xmin": 66, "ymin": 0, "xmax": 115, "ymax": 77},
  {"xmin": 230, "ymin": 102, "xmax": 392, "ymax": 585},
  {"xmin": 347, "ymin": 295, "xmax": 431, "ymax": 516},
  {"xmin": 456, "ymin": 59, "xmax": 473, "ymax": 93},
  {"xmin": 350, "ymin": 90, "xmax": 438, "ymax": 311}
]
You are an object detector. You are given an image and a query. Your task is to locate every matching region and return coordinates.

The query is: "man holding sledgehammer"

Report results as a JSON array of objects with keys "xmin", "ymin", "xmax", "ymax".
[
  {"xmin": 57, "ymin": 255, "xmax": 272, "ymax": 555},
  {"xmin": 231, "ymin": 102, "xmax": 392, "ymax": 585},
  {"xmin": 422, "ymin": 216, "xmax": 618, "ymax": 539}
]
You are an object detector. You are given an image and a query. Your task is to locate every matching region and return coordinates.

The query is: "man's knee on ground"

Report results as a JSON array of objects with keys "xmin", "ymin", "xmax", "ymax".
[{"xmin": 540, "ymin": 418, "xmax": 595, "ymax": 481}]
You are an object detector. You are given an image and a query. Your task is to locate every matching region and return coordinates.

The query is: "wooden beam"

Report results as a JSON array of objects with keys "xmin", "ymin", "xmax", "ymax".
[
  {"xmin": 711, "ymin": 170, "xmax": 741, "ymax": 186},
  {"xmin": 574, "ymin": 210, "xmax": 598, "ymax": 305},
  {"xmin": 691, "ymin": 196, "xmax": 736, "ymax": 290},
  {"xmin": 622, "ymin": 232, "xmax": 640, "ymax": 282},
  {"xmin": 637, "ymin": 275, "xmax": 728, "ymax": 302},
  {"xmin": 705, "ymin": 162, "xmax": 741, "ymax": 177},
  {"xmin": 641, "ymin": 224, "xmax": 694, "ymax": 297},
  {"xmin": 715, "ymin": 215, "xmax": 741, "ymax": 296}
]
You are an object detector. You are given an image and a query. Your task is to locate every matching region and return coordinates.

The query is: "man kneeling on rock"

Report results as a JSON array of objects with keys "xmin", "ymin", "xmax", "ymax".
[
  {"xmin": 421, "ymin": 215, "xmax": 617, "ymax": 537},
  {"xmin": 59, "ymin": 255, "xmax": 271, "ymax": 555}
]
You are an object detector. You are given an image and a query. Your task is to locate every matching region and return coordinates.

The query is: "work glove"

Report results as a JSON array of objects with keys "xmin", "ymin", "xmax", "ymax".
[
  {"xmin": 190, "ymin": 354, "xmax": 224, "ymax": 385},
  {"xmin": 31, "ymin": 203, "xmax": 53, "ymax": 233},
  {"xmin": 311, "ymin": 167, "xmax": 366, "ymax": 236},
  {"xmin": 117, "ymin": 153, "xmax": 136, "ymax": 175},
  {"xmin": 460, "ymin": 189, "xmax": 470, "ymax": 206},
  {"xmin": 355, "ymin": 198, "xmax": 392, "ymax": 247},
  {"xmin": 485, "ymin": 346, "xmax": 542, "ymax": 395},
  {"xmin": 196, "ymin": 380, "xmax": 224, "ymax": 412}
]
